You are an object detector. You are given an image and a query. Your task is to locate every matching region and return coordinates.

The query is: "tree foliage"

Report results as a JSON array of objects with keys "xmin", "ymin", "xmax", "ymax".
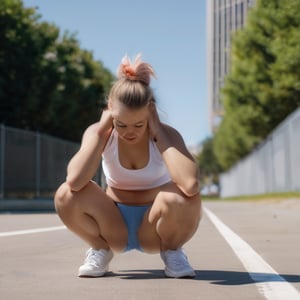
[
  {"xmin": 214, "ymin": 0, "xmax": 300, "ymax": 170},
  {"xmin": 0, "ymin": 0, "xmax": 114, "ymax": 141},
  {"xmin": 197, "ymin": 137, "xmax": 223, "ymax": 186}
]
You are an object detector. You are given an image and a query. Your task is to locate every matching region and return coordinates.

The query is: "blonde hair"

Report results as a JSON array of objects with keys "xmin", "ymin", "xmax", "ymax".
[{"xmin": 108, "ymin": 54, "xmax": 156, "ymax": 108}]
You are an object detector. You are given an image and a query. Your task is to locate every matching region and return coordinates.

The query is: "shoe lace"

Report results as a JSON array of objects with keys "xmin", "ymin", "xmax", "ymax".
[{"xmin": 84, "ymin": 249, "xmax": 104, "ymax": 267}]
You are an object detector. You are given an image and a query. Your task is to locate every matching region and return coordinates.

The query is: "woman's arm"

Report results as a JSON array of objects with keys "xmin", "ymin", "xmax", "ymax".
[
  {"xmin": 156, "ymin": 125, "xmax": 200, "ymax": 197},
  {"xmin": 66, "ymin": 110, "xmax": 113, "ymax": 191},
  {"xmin": 148, "ymin": 104, "xmax": 200, "ymax": 197}
]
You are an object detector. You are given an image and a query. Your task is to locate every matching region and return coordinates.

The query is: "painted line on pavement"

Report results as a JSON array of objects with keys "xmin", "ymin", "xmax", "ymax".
[
  {"xmin": 0, "ymin": 225, "xmax": 66, "ymax": 237},
  {"xmin": 204, "ymin": 207, "xmax": 300, "ymax": 300}
]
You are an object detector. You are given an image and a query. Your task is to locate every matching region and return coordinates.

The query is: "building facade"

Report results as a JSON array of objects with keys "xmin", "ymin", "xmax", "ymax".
[{"xmin": 206, "ymin": 0, "xmax": 255, "ymax": 131}]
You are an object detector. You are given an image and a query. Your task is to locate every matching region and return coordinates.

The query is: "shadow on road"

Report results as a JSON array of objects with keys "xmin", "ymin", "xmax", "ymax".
[
  {"xmin": 196, "ymin": 270, "xmax": 300, "ymax": 285},
  {"xmin": 106, "ymin": 269, "xmax": 300, "ymax": 285}
]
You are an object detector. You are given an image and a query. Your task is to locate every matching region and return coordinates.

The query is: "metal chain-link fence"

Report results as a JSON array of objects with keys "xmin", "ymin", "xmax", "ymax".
[
  {"xmin": 0, "ymin": 125, "xmax": 102, "ymax": 199},
  {"xmin": 220, "ymin": 107, "xmax": 300, "ymax": 197}
]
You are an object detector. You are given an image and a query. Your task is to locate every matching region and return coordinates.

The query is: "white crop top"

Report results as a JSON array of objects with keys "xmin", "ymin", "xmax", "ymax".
[{"xmin": 102, "ymin": 130, "xmax": 171, "ymax": 190}]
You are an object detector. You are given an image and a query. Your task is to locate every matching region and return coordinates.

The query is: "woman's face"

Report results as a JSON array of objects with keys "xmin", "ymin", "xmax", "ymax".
[{"xmin": 109, "ymin": 100, "xmax": 149, "ymax": 144}]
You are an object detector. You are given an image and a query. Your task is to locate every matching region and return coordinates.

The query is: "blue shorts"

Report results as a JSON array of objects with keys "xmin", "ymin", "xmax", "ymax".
[{"xmin": 115, "ymin": 202, "xmax": 151, "ymax": 252}]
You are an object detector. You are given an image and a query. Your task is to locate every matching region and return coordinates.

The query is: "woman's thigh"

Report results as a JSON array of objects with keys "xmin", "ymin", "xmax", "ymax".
[
  {"xmin": 137, "ymin": 182, "xmax": 202, "ymax": 253},
  {"xmin": 55, "ymin": 181, "xmax": 128, "ymax": 252},
  {"xmin": 149, "ymin": 182, "xmax": 201, "ymax": 223}
]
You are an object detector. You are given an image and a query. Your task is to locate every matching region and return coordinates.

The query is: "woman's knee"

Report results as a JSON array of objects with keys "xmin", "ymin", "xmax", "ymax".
[
  {"xmin": 150, "ymin": 190, "xmax": 201, "ymax": 224},
  {"xmin": 54, "ymin": 182, "xmax": 74, "ymax": 213},
  {"xmin": 161, "ymin": 192, "xmax": 201, "ymax": 224},
  {"xmin": 160, "ymin": 191, "xmax": 199, "ymax": 210}
]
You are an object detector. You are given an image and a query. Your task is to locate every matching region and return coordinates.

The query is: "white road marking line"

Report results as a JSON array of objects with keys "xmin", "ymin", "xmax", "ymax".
[
  {"xmin": 0, "ymin": 225, "xmax": 66, "ymax": 237},
  {"xmin": 204, "ymin": 207, "xmax": 300, "ymax": 300}
]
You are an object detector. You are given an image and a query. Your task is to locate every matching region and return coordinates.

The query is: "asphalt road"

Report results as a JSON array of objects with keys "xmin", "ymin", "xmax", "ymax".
[{"xmin": 0, "ymin": 199, "xmax": 299, "ymax": 300}]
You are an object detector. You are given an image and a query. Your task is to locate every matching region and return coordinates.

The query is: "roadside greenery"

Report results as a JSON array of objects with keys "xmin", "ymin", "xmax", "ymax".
[
  {"xmin": 0, "ymin": 0, "xmax": 114, "ymax": 142},
  {"xmin": 202, "ymin": 192, "xmax": 300, "ymax": 202},
  {"xmin": 196, "ymin": 137, "xmax": 223, "ymax": 189},
  {"xmin": 212, "ymin": 0, "xmax": 300, "ymax": 170}
]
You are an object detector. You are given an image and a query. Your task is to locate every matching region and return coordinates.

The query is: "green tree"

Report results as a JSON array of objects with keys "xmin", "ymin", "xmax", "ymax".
[
  {"xmin": 0, "ymin": 0, "xmax": 59, "ymax": 127},
  {"xmin": 214, "ymin": 0, "xmax": 300, "ymax": 170},
  {"xmin": 33, "ymin": 32, "xmax": 113, "ymax": 141},
  {"xmin": 197, "ymin": 137, "xmax": 223, "ymax": 187},
  {"xmin": 0, "ymin": 0, "xmax": 114, "ymax": 141}
]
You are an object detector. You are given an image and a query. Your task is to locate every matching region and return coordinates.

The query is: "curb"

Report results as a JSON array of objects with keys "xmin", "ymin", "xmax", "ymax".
[{"xmin": 0, "ymin": 199, "xmax": 55, "ymax": 213}]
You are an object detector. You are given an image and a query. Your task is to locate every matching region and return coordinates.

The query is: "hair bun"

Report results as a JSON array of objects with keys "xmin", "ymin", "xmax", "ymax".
[{"xmin": 117, "ymin": 54, "xmax": 155, "ymax": 86}]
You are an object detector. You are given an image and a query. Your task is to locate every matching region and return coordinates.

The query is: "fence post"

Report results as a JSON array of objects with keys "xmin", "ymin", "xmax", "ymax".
[
  {"xmin": 0, "ymin": 124, "xmax": 5, "ymax": 199},
  {"xmin": 35, "ymin": 131, "xmax": 41, "ymax": 198}
]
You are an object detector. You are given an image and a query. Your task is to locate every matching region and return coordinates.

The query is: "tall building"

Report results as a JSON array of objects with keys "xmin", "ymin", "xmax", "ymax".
[{"xmin": 206, "ymin": 0, "xmax": 256, "ymax": 131}]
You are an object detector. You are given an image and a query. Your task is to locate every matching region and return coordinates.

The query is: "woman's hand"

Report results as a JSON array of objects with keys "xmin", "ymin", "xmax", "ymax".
[
  {"xmin": 97, "ymin": 108, "xmax": 114, "ymax": 137},
  {"xmin": 148, "ymin": 102, "xmax": 162, "ymax": 142},
  {"xmin": 66, "ymin": 109, "xmax": 113, "ymax": 191},
  {"xmin": 148, "ymin": 102, "xmax": 171, "ymax": 152}
]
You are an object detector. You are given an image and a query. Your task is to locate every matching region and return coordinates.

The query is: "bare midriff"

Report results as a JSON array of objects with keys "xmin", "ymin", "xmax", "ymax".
[{"xmin": 106, "ymin": 183, "xmax": 169, "ymax": 205}]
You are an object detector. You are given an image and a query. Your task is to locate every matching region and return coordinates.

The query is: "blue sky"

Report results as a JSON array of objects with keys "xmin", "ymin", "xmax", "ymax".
[{"xmin": 22, "ymin": 0, "xmax": 210, "ymax": 147}]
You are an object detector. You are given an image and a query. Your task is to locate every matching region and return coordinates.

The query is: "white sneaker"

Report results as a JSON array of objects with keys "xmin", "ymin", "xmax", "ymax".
[
  {"xmin": 160, "ymin": 248, "xmax": 196, "ymax": 278},
  {"xmin": 78, "ymin": 248, "xmax": 113, "ymax": 277}
]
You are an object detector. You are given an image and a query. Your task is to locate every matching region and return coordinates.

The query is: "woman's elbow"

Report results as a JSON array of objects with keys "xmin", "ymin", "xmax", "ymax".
[
  {"xmin": 181, "ymin": 178, "xmax": 201, "ymax": 197},
  {"xmin": 66, "ymin": 176, "xmax": 85, "ymax": 192}
]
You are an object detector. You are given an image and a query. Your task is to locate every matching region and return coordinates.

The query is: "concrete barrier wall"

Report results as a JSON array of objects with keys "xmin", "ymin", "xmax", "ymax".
[{"xmin": 220, "ymin": 107, "xmax": 300, "ymax": 197}]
